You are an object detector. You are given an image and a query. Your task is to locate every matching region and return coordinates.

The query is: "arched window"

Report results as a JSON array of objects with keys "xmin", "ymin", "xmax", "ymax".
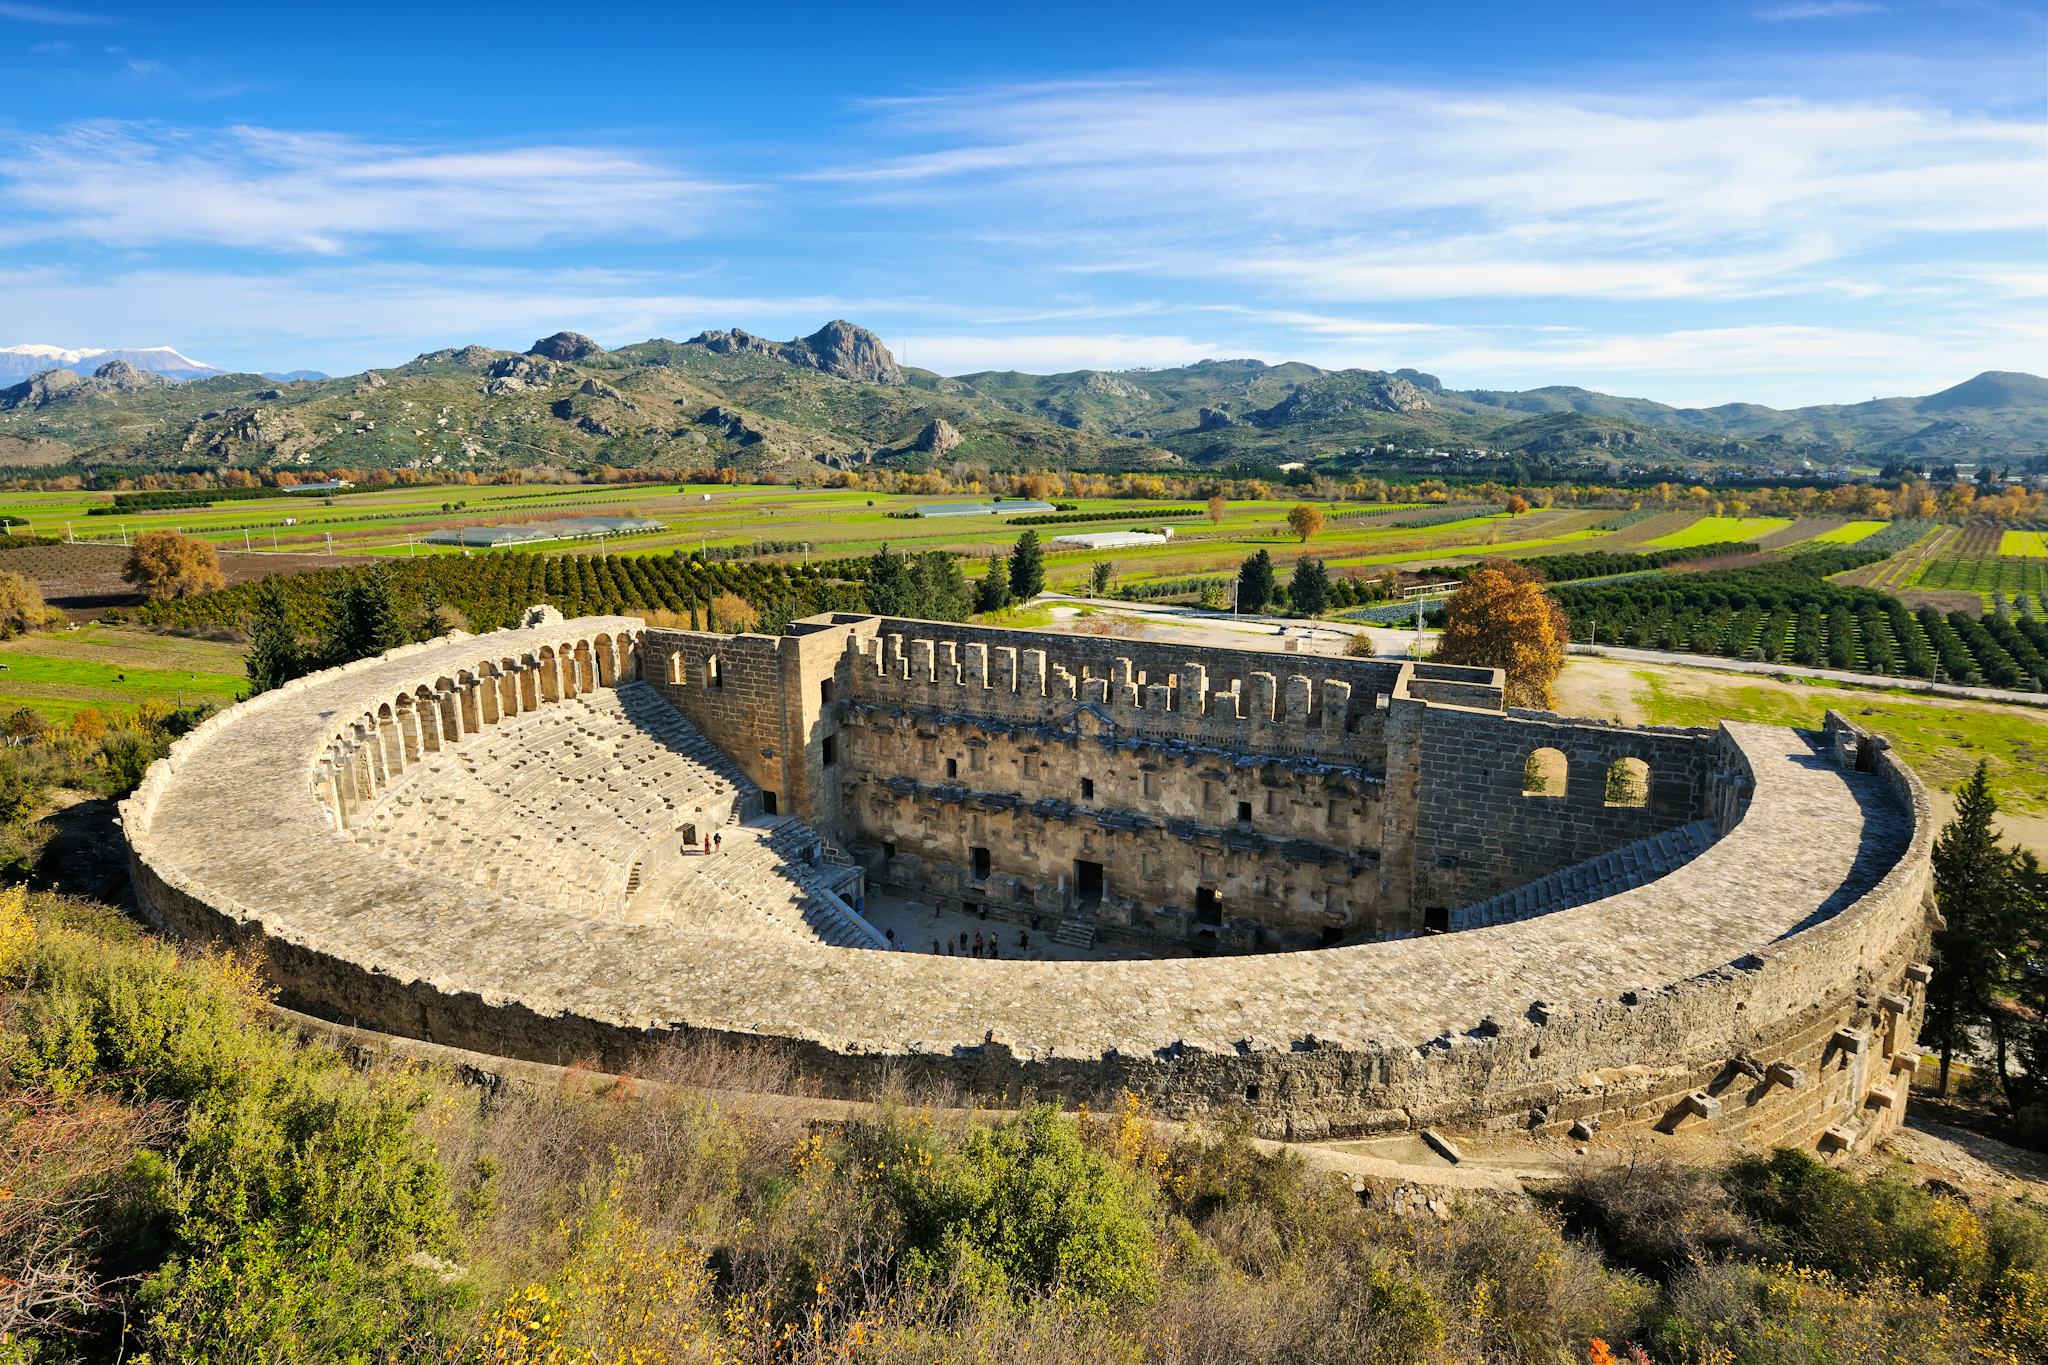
[
  {"xmin": 666, "ymin": 651, "xmax": 686, "ymax": 686},
  {"xmin": 1605, "ymin": 756, "xmax": 1650, "ymax": 808},
  {"xmin": 1522, "ymin": 747, "xmax": 1568, "ymax": 798},
  {"xmin": 707, "ymin": 654, "xmax": 723, "ymax": 690}
]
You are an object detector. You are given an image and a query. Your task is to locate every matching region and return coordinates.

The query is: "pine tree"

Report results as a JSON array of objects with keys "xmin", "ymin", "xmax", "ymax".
[
  {"xmin": 244, "ymin": 582, "xmax": 303, "ymax": 695},
  {"xmin": 975, "ymin": 555, "xmax": 1013, "ymax": 614},
  {"xmin": 1290, "ymin": 557, "xmax": 1330, "ymax": 616},
  {"xmin": 2007, "ymin": 852, "xmax": 2048, "ymax": 1116},
  {"xmin": 1927, "ymin": 762, "xmax": 2019, "ymax": 1096},
  {"xmin": 1237, "ymin": 549, "xmax": 1275, "ymax": 613},
  {"xmin": 866, "ymin": 544, "xmax": 915, "ymax": 617},
  {"xmin": 325, "ymin": 571, "xmax": 410, "ymax": 666},
  {"xmin": 1009, "ymin": 531, "xmax": 1045, "ymax": 601}
]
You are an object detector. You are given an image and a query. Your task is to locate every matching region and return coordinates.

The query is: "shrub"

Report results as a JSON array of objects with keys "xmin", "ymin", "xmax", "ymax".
[{"xmin": 855, "ymin": 1105, "xmax": 1158, "ymax": 1314}]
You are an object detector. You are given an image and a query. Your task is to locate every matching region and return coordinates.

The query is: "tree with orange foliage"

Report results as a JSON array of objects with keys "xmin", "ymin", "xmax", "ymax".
[
  {"xmin": 1285, "ymin": 504, "xmax": 1324, "ymax": 542},
  {"xmin": 1505, "ymin": 494, "xmax": 1530, "ymax": 515},
  {"xmin": 1433, "ymin": 560, "xmax": 1569, "ymax": 709},
  {"xmin": 1207, "ymin": 493, "xmax": 1228, "ymax": 524},
  {"xmin": 122, "ymin": 531, "xmax": 224, "ymax": 602}
]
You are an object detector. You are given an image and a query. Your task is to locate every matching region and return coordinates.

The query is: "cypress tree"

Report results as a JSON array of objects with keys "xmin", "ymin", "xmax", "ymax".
[
  {"xmin": 1927, "ymin": 761, "xmax": 2019, "ymax": 1095},
  {"xmin": 1009, "ymin": 531, "xmax": 1045, "ymax": 601},
  {"xmin": 1238, "ymin": 549, "xmax": 1275, "ymax": 613},
  {"xmin": 325, "ymin": 571, "xmax": 409, "ymax": 666},
  {"xmin": 244, "ymin": 582, "xmax": 303, "ymax": 695},
  {"xmin": 1290, "ymin": 556, "xmax": 1330, "ymax": 617},
  {"xmin": 976, "ymin": 555, "xmax": 1013, "ymax": 614}
]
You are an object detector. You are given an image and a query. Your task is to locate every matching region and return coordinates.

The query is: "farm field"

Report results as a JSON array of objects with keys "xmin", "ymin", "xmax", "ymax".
[
  {"xmin": 0, "ymin": 483, "xmax": 1418, "ymax": 564},
  {"xmin": 2001, "ymin": 530, "xmax": 2048, "ymax": 557},
  {"xmin": 1808, "ymin": 519, "xmax": 1887, "ymax": 545},
  {"xmin": 1643, "ymin": 515, "xmax": 1794, "ymax": 549},
  {"xmin": 1908, "ymin": 523, "xmax": 2048, "ymax": 608},
  {"xmin": 1556, "ymin": 657, "xmax": 2048, "ymax": 855},
  {"xmin": 0, "ymin": 625, "xmax": 246, "ymax": 721}
]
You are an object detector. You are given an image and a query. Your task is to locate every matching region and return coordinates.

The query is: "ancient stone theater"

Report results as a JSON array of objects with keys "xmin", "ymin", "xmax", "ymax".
[{"xmin": 123, "ymin": 609, "xmax": 1936, "ymax": 1154}]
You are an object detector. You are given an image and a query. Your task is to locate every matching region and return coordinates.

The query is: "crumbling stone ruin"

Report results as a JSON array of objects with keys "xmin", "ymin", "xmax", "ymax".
[{"xmin": 123, "ymin": 610, "xmax": 1935, "ymax": 1156}]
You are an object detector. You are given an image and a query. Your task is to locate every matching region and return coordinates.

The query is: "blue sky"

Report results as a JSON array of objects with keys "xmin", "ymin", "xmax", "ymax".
[{"xmin": 1, "ymin": 0, "xmax": 2043, "ymax": 406}]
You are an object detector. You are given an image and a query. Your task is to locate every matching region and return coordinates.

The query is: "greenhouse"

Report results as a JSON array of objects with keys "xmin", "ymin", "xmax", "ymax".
[
  {"xmin": 914, "ymin": 499, "xmax": 1057, "ymax": 518},
  {"xmin": 423, "ymin": 515, "xmax": 666, "ymax": 548}
]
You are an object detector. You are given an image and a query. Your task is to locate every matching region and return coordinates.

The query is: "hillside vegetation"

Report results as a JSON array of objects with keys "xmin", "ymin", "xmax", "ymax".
[
  {"xmin": 3, "ymin": 889, "xmax": 2045, "ymax": 1364},
  {"xmin": 3, "ymin": 322, "xmax": 2042, "ymax": 481}
]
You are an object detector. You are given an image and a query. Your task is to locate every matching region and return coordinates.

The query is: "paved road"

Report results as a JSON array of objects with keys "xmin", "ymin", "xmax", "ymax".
[
  {"xmin": 1041, "ymin": 594, "xmax": 2047, "ymax": 709},
  {"xmin": 1569, "ymin": 643, "xmax": 2048, "ymax": 709}
]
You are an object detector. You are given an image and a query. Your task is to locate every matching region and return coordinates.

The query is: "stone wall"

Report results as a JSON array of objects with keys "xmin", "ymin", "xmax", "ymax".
[{"xmin": 1403, "ymin": 706, "xmax": 1723, "ymax": 915}]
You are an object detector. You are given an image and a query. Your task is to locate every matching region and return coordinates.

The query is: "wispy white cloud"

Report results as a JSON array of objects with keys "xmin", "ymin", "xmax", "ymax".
[
  {"xmin": 0, "ymin": 122, "xmax": 742, "ymax": 253},
  {"xmin": 0, "ymin": 1, "xmax": 109, "ymax": 25},
  {"xmin": 1756, "ymin": 1, "xmax": 1885, "ymax": 20},
  {"xmin": 821, "ymin": 80, "xmax": 2046, "ymax": 309}
]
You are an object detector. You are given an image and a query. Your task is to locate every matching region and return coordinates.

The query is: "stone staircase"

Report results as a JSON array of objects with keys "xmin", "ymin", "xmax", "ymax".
[
  {"xmin": 1052, "ymin": 916, "xmax": 1099, "ymax": 950},
  {"xmin": 1450, "ymin": 820, "xmax": 1718, "ymax": 932}
]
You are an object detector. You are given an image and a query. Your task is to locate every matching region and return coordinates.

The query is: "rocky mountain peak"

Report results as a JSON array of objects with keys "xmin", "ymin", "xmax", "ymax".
[
  {"xmin": 528, "ymin": 331, "xmax": 605, "ymax": 362},
  {"xmin": 686, "ymin": 320, "xmax": 903, "ymax": 385}
]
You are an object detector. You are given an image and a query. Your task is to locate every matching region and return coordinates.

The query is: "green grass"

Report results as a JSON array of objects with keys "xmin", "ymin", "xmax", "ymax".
[
  {"xmin": 1809, "ymin": 520, "xmax": 1887, "ymax": 545},
  {"xmin": 1642, "ymin": 515, "xmax": 1794, "ymax": 549},
  {"xmin": 1628, "ymin": 669, "xmax": 2048, "ymax": 818},
  {"xmin": 0, "ymin": 625, "xmax": 247, "ymax": 719},
  {"xmin": 1999, "ymin": 529, "xmax": 2048, "ymax": 558}
]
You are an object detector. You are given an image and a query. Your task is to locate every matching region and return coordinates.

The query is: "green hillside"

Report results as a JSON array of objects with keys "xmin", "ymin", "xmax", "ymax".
[{"xmin": 2, "ymin": 321, "xmax": 2041, "ymax": 479}]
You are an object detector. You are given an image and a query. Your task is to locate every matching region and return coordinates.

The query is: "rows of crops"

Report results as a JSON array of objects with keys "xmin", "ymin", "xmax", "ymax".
[
  {"xmin": 126, "ymin": 551, "xmax": 865, "ymax": 637},
  {"xmin": 1552, "ymin": 542, "xmax": 2046, "ymax": 688}
]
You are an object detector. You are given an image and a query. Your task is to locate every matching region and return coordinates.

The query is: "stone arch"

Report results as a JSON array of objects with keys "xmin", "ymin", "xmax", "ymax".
[
  {"xmin": 517, "ymin": 655, "xmax": 540, "ymax": 711},
  {"xmin": 1605, "ymin": 756, "xmax": 1650, "ymax": 808},
  {"xmin": 706, "ymin": 653, "xmax": 723, "ymax": 690},
  {"xmin": 433, "ymin": 677, "xmax": 463, "ymax": 746},
  {"xmin": 393, "ymin": 693, "xmax": 423, "ymax": 765},
  {"xmin": 594, "ymin": 633, "xmax": 617, "ymax": 687},
  {"xmin": 410, "ymin": 685, "xmax": 441, "ymax": 754},
  {"xmin": 1522, "ymin": 747, "xmax": 1568, "ymax": 798},
  {"xmin": 498, "ymin": 658, "xmax": 523, "ymax": 717},
  {"xmin": 573, "ymin": 639, "xmax": 596, "ymax": 693},
  {"xmin": 459, "ymin": 669, "xmax": 486, "ymax": 731},
  {"xmin": 537, "ymin": 647, "xmax": 561, "ymax": 703},
  {"xmin": 666, "ymin": 650, "xmax": 687, "ymax": 686}
]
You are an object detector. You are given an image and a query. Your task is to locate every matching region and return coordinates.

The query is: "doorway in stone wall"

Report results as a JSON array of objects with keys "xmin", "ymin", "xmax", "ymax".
[
  {"xmin": 1195, "ymin": 885, "xmax": 1222, "ymax": 927},
  {"xmin": 1075, "ymin": 859, "xmax": 1105, "ymax": 908},
  {"xmin": 680, "ymin": 822, "xmax": 698, "ymax": 850}
]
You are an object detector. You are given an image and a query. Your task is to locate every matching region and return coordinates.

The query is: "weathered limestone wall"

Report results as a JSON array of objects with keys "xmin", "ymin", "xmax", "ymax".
[
  {"xmin": 639, "ymin": 630, "xmax": 788, "ymax": 813},
  {"xmin": 843, "ymin": 709, "xmax": 1386, "ymax": 947},
  {"xmin": 1402, "ymin": 705, "xmax": 1723, "ymax": 916}
]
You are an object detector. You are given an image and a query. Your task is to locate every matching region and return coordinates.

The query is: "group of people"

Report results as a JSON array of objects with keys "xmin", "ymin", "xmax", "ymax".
[{"xmin": 931, "ymin": 927, "xmax": 1026, "ymax": 958}]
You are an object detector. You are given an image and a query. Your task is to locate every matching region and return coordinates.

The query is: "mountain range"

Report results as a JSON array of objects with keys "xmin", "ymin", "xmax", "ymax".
[
  {"xmin": 0, "ymin": 345, "xmax": 328, "ymax": 387},
  {"xmin": 0, "ymin": 323, "xmax": 2040, "ymax": 477}
]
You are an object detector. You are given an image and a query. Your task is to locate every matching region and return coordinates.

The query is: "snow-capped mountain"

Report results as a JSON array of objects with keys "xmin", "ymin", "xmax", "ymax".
[{"xmin": 0, "ymin": 345, "xmax": 223, "ymax": 382}]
